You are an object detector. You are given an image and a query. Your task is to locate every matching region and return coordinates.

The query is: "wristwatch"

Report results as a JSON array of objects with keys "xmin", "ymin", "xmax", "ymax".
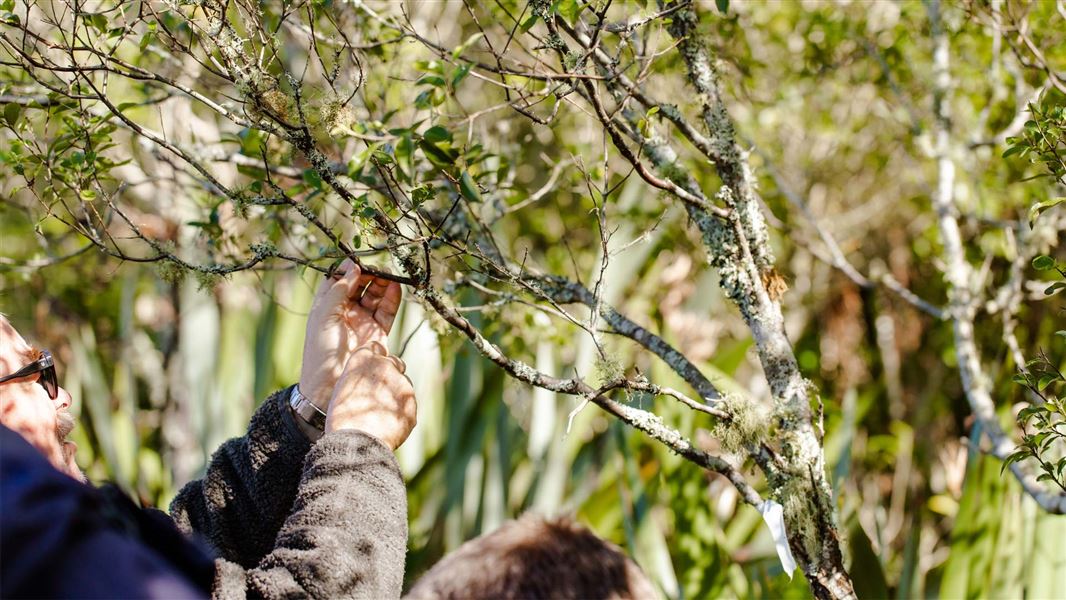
[{"xmin": 289, "ymin": 385, "xmax": 327, "ymax": 439}]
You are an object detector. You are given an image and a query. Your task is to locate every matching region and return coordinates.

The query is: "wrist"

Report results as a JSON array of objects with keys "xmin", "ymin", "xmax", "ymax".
[
  {"xmin": 296, "ymin": 376, "xmax": 332, "ymax": 410},
  {"xmin": 324, "ymin": 415, "xmax": 401, "ymax": 451},
  {"xmin": 289, "ymin": 385, "xmax": 326, "ymax": 441}
]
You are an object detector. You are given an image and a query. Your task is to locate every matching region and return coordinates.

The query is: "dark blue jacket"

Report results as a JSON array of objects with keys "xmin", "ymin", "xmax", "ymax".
[
  {"xmin": 1, "ymin": 425, "xmax": 214, "ymax": 599},
  {"xmin": 2, "ymin": 387, "xmax": 410, "ymax": 599}
]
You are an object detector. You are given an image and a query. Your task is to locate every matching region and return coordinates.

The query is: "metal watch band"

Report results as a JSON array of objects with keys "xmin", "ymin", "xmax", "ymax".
[{"xmin": 289, "ymin": 385, "xmax": 327, "ymax": 432}]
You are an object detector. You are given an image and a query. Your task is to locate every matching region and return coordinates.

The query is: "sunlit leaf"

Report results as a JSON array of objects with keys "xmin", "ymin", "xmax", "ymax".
[
  {"xmin": 1028, "ymin": 198, "xmax": 1065, "ymax": 227},
  {"xmin": 1032, "ymin": 255, "xmax": 1055, "ymax": 270}
]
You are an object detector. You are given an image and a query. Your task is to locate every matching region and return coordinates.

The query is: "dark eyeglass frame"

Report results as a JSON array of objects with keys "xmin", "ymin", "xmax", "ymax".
[{"xmin": 0, "ymin": 350, "xmax": 58, "ymax": 400}]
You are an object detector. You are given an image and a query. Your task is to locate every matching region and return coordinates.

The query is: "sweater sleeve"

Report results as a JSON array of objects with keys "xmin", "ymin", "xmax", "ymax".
[
  {"xmin": 170, "ymin": 387, "xmax": 313, "ymax": 567},
  {"xmin": 209, "ymin": 430, "xmax": 409, "ymax": 600}
]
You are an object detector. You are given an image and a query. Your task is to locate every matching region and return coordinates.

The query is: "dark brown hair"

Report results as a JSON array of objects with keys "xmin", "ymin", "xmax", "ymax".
[{"xmin": 405, "ymin": 515, "xmax": 659, "ymax": 600}]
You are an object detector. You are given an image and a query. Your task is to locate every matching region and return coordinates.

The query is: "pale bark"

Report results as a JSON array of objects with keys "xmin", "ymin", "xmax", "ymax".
[
  {"xmin": 654, "ymin": 7, "xmax": 856, "ymax": 598},
  {"xmin": 927, "ymin": 0, "xmax": 1066, "ymax": 515}
]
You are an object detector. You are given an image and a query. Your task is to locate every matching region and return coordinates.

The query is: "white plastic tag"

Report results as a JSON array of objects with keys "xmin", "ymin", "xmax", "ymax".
[{"xmin": 758, "ymin": 500, "xmax": 797, "ymax": 579}]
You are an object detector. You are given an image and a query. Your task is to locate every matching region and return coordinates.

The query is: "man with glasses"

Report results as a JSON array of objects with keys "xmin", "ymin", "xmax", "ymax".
[
  {"xmin": 1, "ymin": 260, "xmax": 417, "ymax": 598},
  {"xmin": 0, "ymin": 345, "xmax": 81, "ymax": 479}
]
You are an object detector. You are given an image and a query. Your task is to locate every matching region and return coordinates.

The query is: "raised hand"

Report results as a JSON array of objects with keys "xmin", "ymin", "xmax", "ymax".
[{"xmin": 298, "ymin": 259, "xmax": 403, "ymax": 411}]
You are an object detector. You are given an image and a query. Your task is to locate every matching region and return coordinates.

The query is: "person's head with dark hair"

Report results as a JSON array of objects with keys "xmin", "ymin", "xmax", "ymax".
[{"xmin": 405, "ymin": 515, "xmax": 659, "ymax": 600}]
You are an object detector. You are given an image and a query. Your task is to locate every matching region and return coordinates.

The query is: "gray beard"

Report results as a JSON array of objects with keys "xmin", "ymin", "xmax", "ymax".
[
  {"xmin": 56, "ymin": 409, "xmax": 75, "ymax": 442},
  {"xmin": 55, "ymin": 410, "xmax": 86, "ymax": 483}
]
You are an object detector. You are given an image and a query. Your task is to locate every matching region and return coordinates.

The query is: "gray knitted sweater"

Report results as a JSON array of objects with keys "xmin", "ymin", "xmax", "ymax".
[{"xmin": 169, "ymin": 387, "xmax": 407, "ymax": 599}]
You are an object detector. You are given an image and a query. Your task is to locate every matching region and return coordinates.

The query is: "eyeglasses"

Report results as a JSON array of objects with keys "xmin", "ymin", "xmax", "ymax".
[{"xmin": 0, "ymin": 350, "xmax": 58, "ymax": 400}]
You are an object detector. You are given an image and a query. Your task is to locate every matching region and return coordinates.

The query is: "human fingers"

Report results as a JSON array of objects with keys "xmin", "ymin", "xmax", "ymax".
[
  {"xmin": 351, "ymin": 268, "xmax": 377, "ymax": 302},
  {"xmin": 359, "ymin": 276, "xmax": 391, "ymax": 311},
  {"xmin": 327, "ymin": 258, "xmax": 359, "ymax": 281},
  {"xmin": 316, "ymin": 260, "xmax": 361, "ymax": 304},
  {"xmin": 372, "ymin": 280, "xmax": 402, "ymax": 330},
  {"xmin": 395, "ymin": 374, "xmax": 417, "ymax": 447},
  {"xmin": 386, "ymin": 355, "xmax": 406, "ymax": 374},
  {"xmin": 338, "ymin": 342, "xmax": 389, "ymax": 376}
]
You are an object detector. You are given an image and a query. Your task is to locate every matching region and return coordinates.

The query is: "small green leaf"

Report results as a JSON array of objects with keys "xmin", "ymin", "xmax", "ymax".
[
  {"xmin": 89, "ymin": 13, "xmax": 107, "ymax": 33},
  {"xmin": 715, "ymin": 0, "xmax": 729, "ymax": 13},
  {"xmin": 414, "ymin": 60, "xmax": 444, "ymax": 75},
  {"xmin": 372, "ymin": 149, "xmax": 394, "ymax": 165},
  {"xmin": 556, "ymin": 0, "xmax": 581, "ymax": 24},
  {"xmin": 451, "ymin": 64, "xmax": 472, "ymax": 88},
  {"xmin": 1018, "ymin": 405, "xmax": 1046, "ymax": 421},
  {"xmin": 417, "ymin": 75, "xmax": 447, "ymax": 88},
  {"xmin": 3, "ymin": 102, "xmax": 21, "ymax": 127},
  {"xmin": 1028, "ymin": 197, "xmax": 1065, "ymax": 227},
  {"xmin": 1032, "ymin": 255, "xmax": 1055, "ymax": 270},
  {"xmin": 458, "ymin": 171, "xmax": 482, "ymax": 203},
  {"xmin": 451, "ymin": 32, "xmax": 484, "ymax": 60},
  {"xmin": 1002, "ymin": 144, "xmax": 1026, "ymax": 158},
  {"xmin": 239, "ymin": 128, "xmax": 264, "ymax": 157},
  {"xmin": 414, "ymin": 90, "xmax": 433, "ymax": 109},
  {"xmin": 1038, "ymin": 375, "xmax": 1058, "ymax": 391},
  {"xmin": 419, "ymin": 139, "xmax": 458, "ymax": 167},
  {"xmin": 422, "ymin": 126, "xmax": 452, "ymax": 144},
  {"xmin": 1001, "ymin": 450, "xmax": 1028, "ymax": 473},
  {"xmin": 395, "ymin": 134, "xmax": 414, "ymax": 182},
  {"xmin": 1046, "ymin": 281, "xmax": 1066, "ymax": 295},
  {"xmin": 350, "ymin": 193, "xmax": 369, "ymax": 218},
  {"xmin": 411, "ymin": 184, "xmax": 434, "ymax": 206},
  {"xmin": 302, "ymin": 168, "xmax": 323, "ymax": 190},
  {"xmin": 519, "ymin": 14, "xmax": 538, "ymax": 32}
]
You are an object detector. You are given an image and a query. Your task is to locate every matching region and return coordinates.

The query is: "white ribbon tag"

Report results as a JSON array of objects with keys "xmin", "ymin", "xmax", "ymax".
[{"xmin": 758, "ymin": 500, "xmax": 797, "ymax": 579}]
